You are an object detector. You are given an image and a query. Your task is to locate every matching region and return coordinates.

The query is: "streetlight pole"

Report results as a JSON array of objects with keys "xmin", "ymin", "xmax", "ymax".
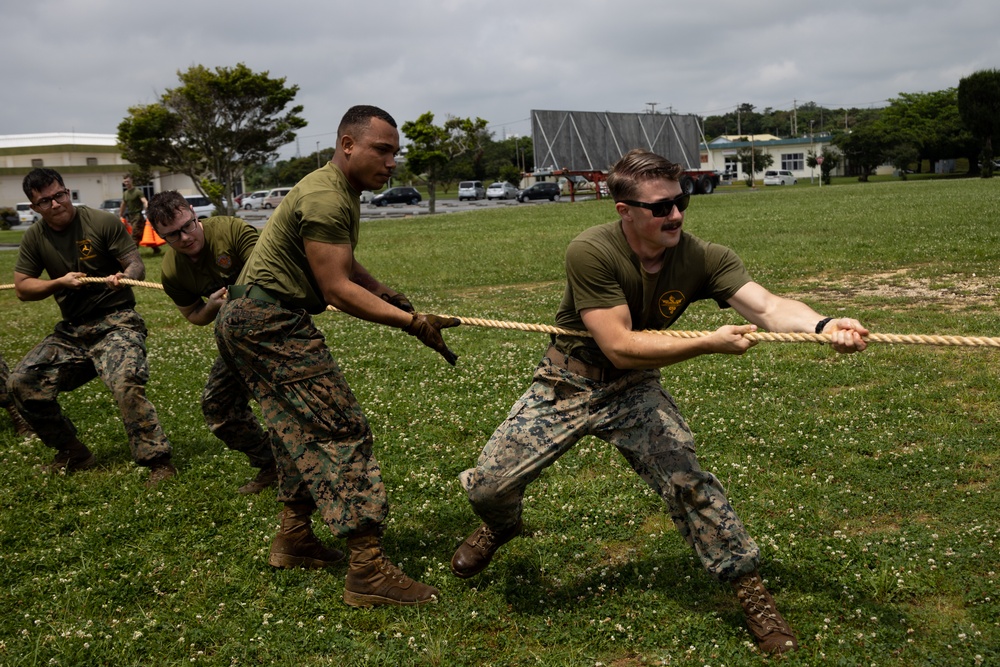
[{"xmin": 316, "ymin": 142, "xmax": 321, "ymax": 168}]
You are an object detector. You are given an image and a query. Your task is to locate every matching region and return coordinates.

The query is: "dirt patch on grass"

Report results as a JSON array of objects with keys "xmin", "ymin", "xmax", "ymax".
[
  {"xmin": 788, "ymin": 269, "xmax": 999, "ymax": 310},
  {"xmin": 453, "ymin": 280, "xmax": 562, "ymax": 298}
]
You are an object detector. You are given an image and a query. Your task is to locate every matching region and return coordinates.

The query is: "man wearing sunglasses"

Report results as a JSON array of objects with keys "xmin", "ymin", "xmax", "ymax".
[
  {"xmin": 146, "ymin": 191, "xmax": 279, "ymax": 498},
  {"xmin": 9, "ymin": 168, "xmax": 175, "ymax": 488},
  {"xmin": 451, "ymin": 149, "xmax": 868, "ymax": 655}
]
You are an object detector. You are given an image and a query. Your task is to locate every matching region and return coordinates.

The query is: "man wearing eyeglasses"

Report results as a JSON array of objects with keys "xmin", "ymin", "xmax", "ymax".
[
  {"xmin": 146, "ymin": 191, "xmax": 279, "ymax": 498},
  {"xmin": 450, "ymin": 149, "xmax": 869, "ymax": 655},
  {"xmin": 9, "ymin": 168, "xmax": 175, "ymax": 487}
]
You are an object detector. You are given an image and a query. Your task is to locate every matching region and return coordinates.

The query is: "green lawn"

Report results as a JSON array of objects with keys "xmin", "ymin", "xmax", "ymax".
[{"xmin": 1, "ymin": 178, "xmax": 998, "ymax": 666}]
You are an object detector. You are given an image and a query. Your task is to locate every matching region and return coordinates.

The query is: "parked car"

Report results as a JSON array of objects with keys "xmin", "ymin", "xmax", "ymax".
[
  {"xmin": 517, "ymin": 181, "xmax": 561, "ymax": 202},
  {"xmin": 100, "ymin": 198, "xmax": 123, "ymax": 216},
  {"xmin": 486, "ymin": 182, "xmax": 519, "ymax": 200},
  {"xmin": 762, "ymin": 169, "xmax": 797, "ymax": 186},
  {"xmin": 457, "ymin": 180, "xmax": 485, "ymax": 201},
  {"xmin": 15, "ymin": 202, "xmax": 41, "ymax": 224},
  {"xmin": 372, "ymin": 186, "xmax": 422, "ymax": 207},
  {"xmin": 262, "ymin": 187, "xmax": 292, "ymax": 209},
  {"xmin": 184, "ymin": 194, "xmax": 226, "ymax": 219},
  {"xmin": 242, "ymin": 190, "xmax": 270, "ymax": 210}
]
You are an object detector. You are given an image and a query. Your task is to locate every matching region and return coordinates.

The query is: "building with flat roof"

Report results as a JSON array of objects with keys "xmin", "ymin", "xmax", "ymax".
[{"xmin": 1, "ymin": 132, "xmax": 197, "ymax": 210}]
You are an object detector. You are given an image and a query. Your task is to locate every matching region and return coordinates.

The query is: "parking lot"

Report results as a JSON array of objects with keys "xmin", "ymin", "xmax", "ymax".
[{"xmin": 238, "ymin": 194, "xmax": 586, "ymax": 227}]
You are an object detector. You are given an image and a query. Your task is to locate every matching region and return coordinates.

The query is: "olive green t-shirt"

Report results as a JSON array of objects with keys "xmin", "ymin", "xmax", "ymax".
[
  {"xmin": 15, "ymin": 206, "xmax": 137, "ymax": 322},
  {"xmin": 553, "ymin": 220, "xmax": 752, "ymax": 367},
  {"xmin": 237, "ymin": 163, "xmax": 361, "ymax": 314},
  {"xmin": 161, "ymin": 216, "xmax": 258, "ymax": 308},
  {"xmin": 122, "ymin": 187, "xmax": 145, "ymax": 218}
]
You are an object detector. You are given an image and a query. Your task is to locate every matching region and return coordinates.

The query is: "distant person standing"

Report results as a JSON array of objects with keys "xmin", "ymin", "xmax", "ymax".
[
  {"xmin": 215, "ymin": 105, "xmax": 458, "ymax": 607},
  {"xmin": 11, "ymin": 168, "xmax": 175, "ymax": 487},
  {"xmin": 118, "ymin": 175, "xmax": 156, "ymax": 255},
  {"xmin": 146, "ymin": 191, "xmax": 278, "ymax": 496}
]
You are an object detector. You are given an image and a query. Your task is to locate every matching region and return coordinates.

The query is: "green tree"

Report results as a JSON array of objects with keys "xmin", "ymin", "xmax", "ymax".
[
  {"xmin": 958, "ymin": 69, "xmax": 1000, "ymax": 178},
  {"xmin": 881, "ymin": 89, "xmax": 977, "ymax": 175},
  {"xmin": 400, "ymin": 112, "xmax": 489, "ymax": 213},
  {"xmin": 117, "ymin": 63, "xmax": 306, "ymax": 215},
  {"xmin": 734, "ymin": 139, "xmax": 773, "ymax": 187},
  {"xmin": 832, "ymin": 121, "xmax": 891, "ymax": 181},
  {"xmin": 888, "ymin": 143, "xmax": 919, "ymax": 180},
  {"xmin": 806, "ymin": 148, "xmax": 841, "ymax": 185}
]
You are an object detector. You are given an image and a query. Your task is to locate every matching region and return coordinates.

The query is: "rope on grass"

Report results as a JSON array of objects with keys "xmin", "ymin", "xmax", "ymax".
[{"xmin": 1, "ymin": 279, "xmax": 998, "ymax": 348}]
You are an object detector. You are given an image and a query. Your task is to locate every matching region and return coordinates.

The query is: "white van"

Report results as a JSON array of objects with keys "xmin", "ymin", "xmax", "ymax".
[
  {"xmin": 263, "ymin": 187, "xmax": 292, "ymax": 209},
  {"xmin": 457, "ymin": 180, "xmax": 485, "ymax": 201},
  {"xmin": 763, "ymin": 169, "xmax": 797, "ymax": 186},
  {"xmin": 16, "ymin": 202, "xmax": 41, "ymax": 224}
]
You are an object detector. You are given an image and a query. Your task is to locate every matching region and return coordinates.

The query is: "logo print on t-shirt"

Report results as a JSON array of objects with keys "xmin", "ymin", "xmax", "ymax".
[
  {"xmin": 658, "ymin": 290, "xmax": 685, "ymax": 318},
  {"xmin": 216, "ymin": 253, "xmax": 232, "ymax": 270},
  {"xmin": 77, "ymin": 239, "xmax": 96, "ymax": 261}
]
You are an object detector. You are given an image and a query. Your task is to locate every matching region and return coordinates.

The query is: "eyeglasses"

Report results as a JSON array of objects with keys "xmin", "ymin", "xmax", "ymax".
[
  {"xmin": 33, "ymin": 189, "xmax": 71, "ymax": 210},
  {"xmin": 162, "ymin": 216, "xmax": 198, "ymax": 244},
  {"xmin": 620, "ymin": 193, "xmax": 690, "ymax": 218}
]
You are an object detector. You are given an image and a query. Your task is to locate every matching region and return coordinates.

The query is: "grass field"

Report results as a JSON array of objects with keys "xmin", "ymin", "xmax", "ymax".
[{"xmin": 1, "ymin": 177, "xmax": 998, "ymax": 666}]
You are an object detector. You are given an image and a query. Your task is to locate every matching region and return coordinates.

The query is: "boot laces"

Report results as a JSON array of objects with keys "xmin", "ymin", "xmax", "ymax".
[
  {"xmin": 471, "ymin": 525, "xmax": 499, "ymax": 550},
  {"xmin": 375, "ymin": 557, "xmax": 409, "ymax": 584},
  {"xmin": 738, "ymin": 580, "xmax": 782, "ymax": 632}
]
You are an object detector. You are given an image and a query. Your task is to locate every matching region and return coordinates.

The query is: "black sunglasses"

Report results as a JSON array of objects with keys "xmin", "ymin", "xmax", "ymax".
[{"xmin": 620, "ymin": 193, "xmax": 691, "ymax": 218}]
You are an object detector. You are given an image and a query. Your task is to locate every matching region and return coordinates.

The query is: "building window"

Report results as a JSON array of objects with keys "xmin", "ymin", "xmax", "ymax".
[
  {"xmin": 724, "ymin": 157, "xmax": 740, "ymax": 176},
  {"xmin": 86, "ymin": 157, "xmax": 98, "ymax": 166},
  {"xmin": 781, "ymin": 153, "xmax": 804, "ymax": 171},
  {"xmin": 31, "ymin": 159, "xmax": 44, "ymax": 168}
]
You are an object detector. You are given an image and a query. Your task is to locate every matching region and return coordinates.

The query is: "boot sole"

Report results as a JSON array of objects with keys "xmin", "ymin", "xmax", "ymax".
[
  {"xmin": 269, "ymin": 552, "xmax": 344, "ymax": 569},
  {"xmin": 342, "ymin": 590, "xmax": 438, "ymax": 608},
  {"xmin": 43, "ymin": 453, "xmax": 97, "ymax": 474}
]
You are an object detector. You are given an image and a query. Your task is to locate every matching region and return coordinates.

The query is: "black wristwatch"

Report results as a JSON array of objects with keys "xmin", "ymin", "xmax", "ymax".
[{"xmin": 815, "ymin": 317, "xmax": 834, "ymax": 334}]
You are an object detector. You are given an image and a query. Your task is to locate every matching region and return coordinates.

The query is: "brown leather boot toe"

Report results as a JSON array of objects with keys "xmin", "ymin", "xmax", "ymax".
[
  {"xmin": 451, "ymin": 518, "xmax": 522, "ymax": 579},
  {"xmin": 43, "ymin": 440, "xmax": 96, "ymax": 474},
  {"xmin": 268, "ymin": 502, "xmax": 344, "ymax": 569},
  {"xmin": 145, "ymin": 458, "xmax": 177, "ymax": 489},
  {"xmin": 343, "ymin": 534, "xmax": 439, "ymax": 607}
]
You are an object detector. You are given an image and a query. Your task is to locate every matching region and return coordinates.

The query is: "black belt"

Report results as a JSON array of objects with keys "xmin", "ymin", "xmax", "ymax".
[
  {"xmin": 543, "ymin": 344, "xmax": 631, "ymax": 383},
  {"xmin": 229, "ymin": 284, "xmax": 282, "ymax": 307}
]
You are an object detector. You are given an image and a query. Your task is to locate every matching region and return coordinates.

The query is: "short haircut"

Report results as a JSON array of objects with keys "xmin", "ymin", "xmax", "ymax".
[
  {"xmin": 146, "ymin": 191, "xmax": 191, "ymax": 228},
  {"xmin": 606, "ymin": 149, "xmax": 683, "ymax": 202},
  {"xmin": 337, "ymin": 105, "xmax": 397, "ymax": 143},
  {"xmin": 23, "ymin": 168, "xmax": 65, "ymax": 200}
]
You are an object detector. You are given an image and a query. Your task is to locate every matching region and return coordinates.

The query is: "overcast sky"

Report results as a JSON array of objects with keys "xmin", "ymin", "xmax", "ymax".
[{"xmin": 4, "ymin": 1, "xmax": 998, "ymax": 160}]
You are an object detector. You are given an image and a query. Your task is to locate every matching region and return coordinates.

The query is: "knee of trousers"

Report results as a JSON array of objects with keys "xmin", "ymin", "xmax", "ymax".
[
  {"xmin": 459, "ymin": 467, "xmax": 527, "ymax": 513},
  {"xmin": 8, "ymin": 371, "xmax": 45, "ymax": 406}
]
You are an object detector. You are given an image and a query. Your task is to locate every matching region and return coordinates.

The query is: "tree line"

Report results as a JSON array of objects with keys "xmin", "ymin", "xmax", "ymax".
[{"xmin": 117, "ymin": 64, "xmax": 999, "ymax": 216}]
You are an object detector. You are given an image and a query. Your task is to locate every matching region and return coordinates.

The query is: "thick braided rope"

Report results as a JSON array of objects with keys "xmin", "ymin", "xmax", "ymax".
[{"xmin": 1, "ymin": 279, "xmax": 997, "ymax": 347}]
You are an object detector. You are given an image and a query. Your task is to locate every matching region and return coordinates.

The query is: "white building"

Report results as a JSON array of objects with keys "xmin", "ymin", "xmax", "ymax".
[
  {"xmin": 1, "ymin": 133, "xmax": 198, "ymax": 208},
  {"xmin": 701, "ymin": 133, "xmax": 841, "ymax": 182}
]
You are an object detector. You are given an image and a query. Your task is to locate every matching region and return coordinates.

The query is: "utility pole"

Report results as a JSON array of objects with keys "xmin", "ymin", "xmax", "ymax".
[
  {"xmin": 316, "ymin": 141, "xmax": 321, "ymax": 168},
  {"xmin": 646, "ymin": 102, "xmax": 658, "ymax": 114}
]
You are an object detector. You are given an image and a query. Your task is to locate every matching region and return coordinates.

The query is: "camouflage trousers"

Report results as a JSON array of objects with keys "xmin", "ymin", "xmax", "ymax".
[
  {"xmin": 0, "ymin": 351, "xmax": 11, "ymax": 409},
  {"xmin": 201, "ymin": 355, "xmax": 276, "ymax": 469},
  {"xmin": 458, "ymin": 356, "xmax": 760, "ymax": 582},
  {"xmin": 214, "ymin": 297, "xmax": 388, "ymax": 537},
  {"xmin": 9, "ymin": 309, "xmax": 171, "ymax": 464}
]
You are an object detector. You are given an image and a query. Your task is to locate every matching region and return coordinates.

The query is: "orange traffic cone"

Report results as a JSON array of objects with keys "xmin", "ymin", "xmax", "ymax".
[
  {"xmin": 121, "ymin": 217, "xmax": 132, "ymax": 235},
  {"xmin": 139, "ymin": 220, "xmax": 166, "ymax": 248}
]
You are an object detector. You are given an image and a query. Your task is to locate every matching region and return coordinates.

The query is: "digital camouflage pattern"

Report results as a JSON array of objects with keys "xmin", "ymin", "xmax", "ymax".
[
  {"xmin": 459, "ymin": 357, "xmax": 760, "ymax": 582},
  {"xmin": 214, "ymin": 297, "xmax": 388, "ymax": 537},
  {"xmin": 201, "ymin": 355, "xmax": 276, "ymax": 469},
  {"xmin": 9, "ymin": 309, "xmax": 171, "ymax": 463},
  {"xmin": 0, "ymin": 352, "xmax": 11, "ymax": 409}
]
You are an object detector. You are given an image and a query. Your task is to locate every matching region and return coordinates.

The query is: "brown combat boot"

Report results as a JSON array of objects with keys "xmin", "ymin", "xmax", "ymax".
[
  {"xmin": 732, "ymin": 571, "xmax": 798, "ymax": 654},
  {"xmin": 43, "ymin": 438, "xmax": 97, "ymax": 474},
  {"xmin": 343, "ymin": 532, "xmax": 439, "ymax": 607},
  {"xmin": 451, "ymin": 518, "xmax": 522, "ymax": 579},
  {"xmin": 4, "ymin": 404, "xmax": 35, "ymax": 437},
  {"xmin": 268, "ymin": 501, "xmax": 344, "ymax": 569},
  {"xmin": 238, "ymin": 462, "xmax": 278, "ymax": 495},
  {"xmin": 145, "ymin": 456, "xmax": 177, "ymax": 488}
]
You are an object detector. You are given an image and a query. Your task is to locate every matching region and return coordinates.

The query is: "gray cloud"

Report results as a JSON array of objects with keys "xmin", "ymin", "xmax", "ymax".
[{"xmin": 4, "ymin": 1, "xmax": 998, "ymax": 159}]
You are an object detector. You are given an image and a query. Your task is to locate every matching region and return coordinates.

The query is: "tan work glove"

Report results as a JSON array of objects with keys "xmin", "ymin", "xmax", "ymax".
[{"xmin": 403, "ymin": 313, "xmax": 460, "ymax": 365}]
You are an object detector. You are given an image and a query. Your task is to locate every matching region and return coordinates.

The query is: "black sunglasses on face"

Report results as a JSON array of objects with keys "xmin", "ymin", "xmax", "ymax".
[{"xmin": 620, "ymin": 193, "xmax": 691, "ymax": 218}]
